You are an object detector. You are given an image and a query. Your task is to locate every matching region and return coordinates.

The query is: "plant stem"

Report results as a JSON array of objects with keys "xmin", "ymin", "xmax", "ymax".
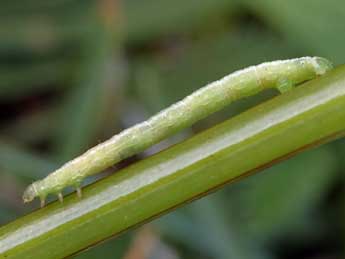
[{"xmin": 1, "ymin": 65, "xmax": 345, "ymax": 259}]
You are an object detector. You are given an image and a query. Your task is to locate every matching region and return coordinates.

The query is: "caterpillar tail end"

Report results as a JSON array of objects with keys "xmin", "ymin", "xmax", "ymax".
[{"xmin": 312, "ymin": 57, "xmax": 333, "ymax": 76}]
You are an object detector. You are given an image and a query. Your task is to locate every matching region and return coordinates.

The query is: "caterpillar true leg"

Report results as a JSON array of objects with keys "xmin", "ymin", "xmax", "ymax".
[
  {"xmin": 40, "ymin": 197, "xmax": 46, "ymax": 208},
  {"xmin": 58, "ymin": 193, "xmax": 63, "ymax": 203},
  {"xmin": 76, "ymin": 187, "xmax": 82, "ymax": 198}
]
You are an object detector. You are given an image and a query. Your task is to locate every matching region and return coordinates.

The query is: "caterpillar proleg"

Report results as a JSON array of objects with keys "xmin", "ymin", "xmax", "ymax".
[{"xmin": 23, "ymin": 57, "xmax": 333, "ymax": 207}]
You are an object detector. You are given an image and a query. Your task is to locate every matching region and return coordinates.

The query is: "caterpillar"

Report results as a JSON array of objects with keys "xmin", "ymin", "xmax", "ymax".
[{"xmin": 23, "ymin": 57, "xmax": 333, "ymax": 207}]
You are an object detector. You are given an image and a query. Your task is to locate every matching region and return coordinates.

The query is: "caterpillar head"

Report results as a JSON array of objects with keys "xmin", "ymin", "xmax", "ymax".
[{"xmin": 23, "ymin": 184, "xmax": 38, "ymax": 203}]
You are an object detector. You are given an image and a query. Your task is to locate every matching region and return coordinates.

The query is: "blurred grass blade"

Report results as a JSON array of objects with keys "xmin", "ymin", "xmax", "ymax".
[
  {"xmin": 124, "ymin": 0, "xmax": 236, "ymax": 42},
  {"xmin": 0, "ymin": 142, "xmax": 56, "ymax": 180},
  {"xmin": 242, "ymin": 0, "xmax": 345, "ymax": 64},
  {"xmin": 53, "ymin": 2, "xmax": 122, "ymax": 161},
  {"xmin": 189, "ymin": 195, "xmax": 271, "ymax": 259},
  {"xmin": 1, "ymin": 66, "xmax": 345, "ymax": 258}
]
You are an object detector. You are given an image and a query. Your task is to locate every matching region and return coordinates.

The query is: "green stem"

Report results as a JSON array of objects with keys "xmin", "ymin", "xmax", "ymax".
[{"xmin": 1, "ymin": 65, "xmax": 345, "ymax": 259}]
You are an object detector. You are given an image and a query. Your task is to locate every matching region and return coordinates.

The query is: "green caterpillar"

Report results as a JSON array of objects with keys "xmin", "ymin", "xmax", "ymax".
[{"xmin": 23, "ymin": 57, "xmax": 333, "ymax": 207}]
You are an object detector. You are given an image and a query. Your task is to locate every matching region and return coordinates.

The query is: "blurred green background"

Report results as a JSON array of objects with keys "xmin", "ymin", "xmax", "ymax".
[{"xmin": 0, "ymin": 0, "xmax": 344, "ymax": 258}]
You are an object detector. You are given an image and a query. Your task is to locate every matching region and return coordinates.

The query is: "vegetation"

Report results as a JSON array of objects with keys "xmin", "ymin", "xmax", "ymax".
[{"xmin": 0, "ymin": 1, "xmax": 344, "ymax": 258}]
